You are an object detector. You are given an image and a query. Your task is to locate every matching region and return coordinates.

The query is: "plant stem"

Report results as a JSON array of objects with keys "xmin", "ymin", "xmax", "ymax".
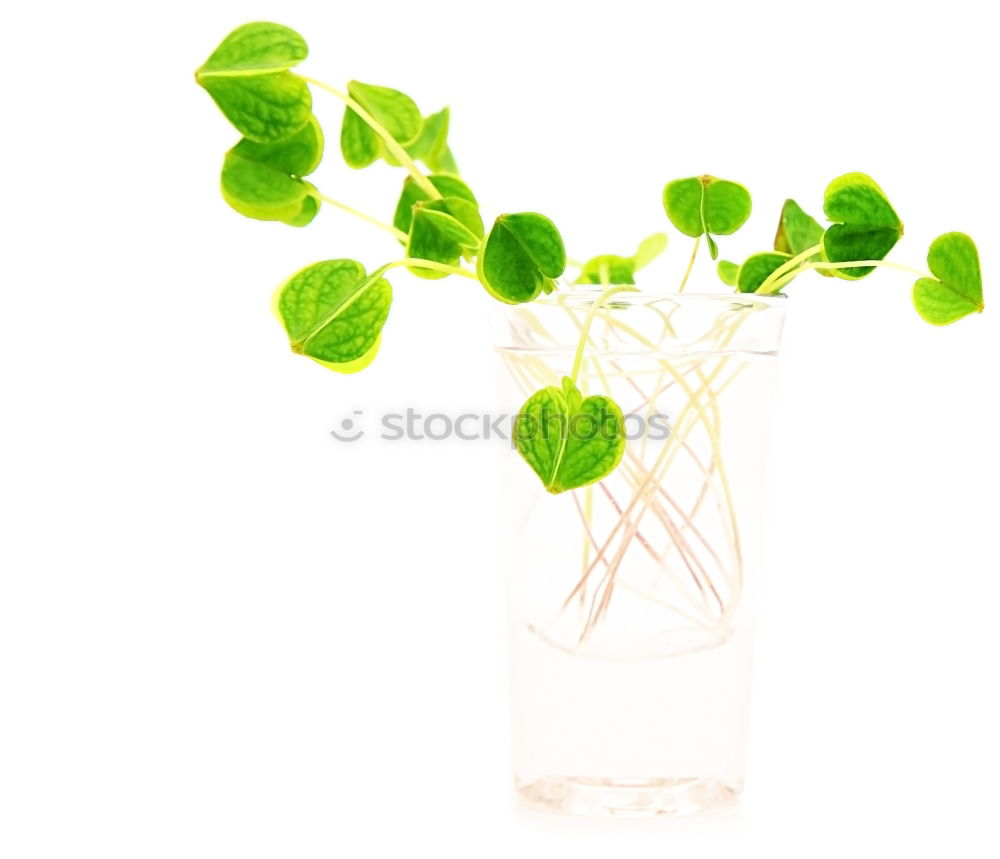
[
  {"xmin": 392, "ymin": 258, "xmax": 478, "ymax": 279},
  {"xmin": 300, "ymin": 76, "xmax": 442, "ymax": 201},
  {"xmin": 310, "ymin": 190, "xmax": 407, "ymax": 241},
  {"xmin": 677, "ymin": 236, "xmax": 701, "ymax": 293},
  {"xmin": 755, "ymin": 243, "xmax": 823, "ymax": 295},
  {"xmin": 763, "ymin": 257, "xmax": 934, "ymax": 295},
  {"xmin": 807, "ymin": 259, "xmax": 932, "ymax": 278}
]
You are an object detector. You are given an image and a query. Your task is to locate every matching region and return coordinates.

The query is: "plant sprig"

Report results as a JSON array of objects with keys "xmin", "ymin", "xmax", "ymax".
[{"xmin": 196, "ymin": 21, "xmax": 986, "ymax": 496}]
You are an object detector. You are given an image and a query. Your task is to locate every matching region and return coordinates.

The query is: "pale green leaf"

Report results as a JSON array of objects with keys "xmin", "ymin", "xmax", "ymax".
[{"xmin": 912, "ymin": 232, "xmax": 984, "ymax": 325}]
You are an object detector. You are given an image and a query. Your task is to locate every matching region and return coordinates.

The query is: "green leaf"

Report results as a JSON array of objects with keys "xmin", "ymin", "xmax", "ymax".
[
  {"xmin": 403, "ymin": 108, "xmax": 448, "ymax": 160},
  {"xmin": 348, "ymin": 81, "xmax": 422, "ymax": 144},
  {"xmin": 383, "ymin": 107, "xmax": 460, "ymax": 174},
  {"xmin": 717, "ymin": 260, "xmax": 739, "ymax": 287},
  {"xmin": 427, "ymin": 143, "xmax": 459, "ymax": 175},
  {"xmin": 821, "ymin": 173, "xmax": 902, "ymax": 279},
  {"xmin": 340, "ymin": 104, "xmax": 380, "ymax": 169},
  {"xmin": 478, "ymin": 213, "xmax": 566, "ymax": 304},
  {"xmin": 275, "ymin": 260, "xmax": 392, "ymax": 372},
  {"xmin": 514, "ymin": 377, "xmax": 626, "ymax": 494},
  {"xmin": 706, "ymin": 234, "xmax": 719, "ymax": 260},
  {"xmin": 405, "ymin": 201, "xmax": 480, "ymax": 279},
  {"xmin": 392, "ymin": 174, "xmax": 478, "ymax": 236},
  {"xmin": 633, "ymin": 233, "xmax": 669, "ymax": 269},
  {"xmin": 195, "ymin": 22, "xmax": 312, "ymax": 143},
  {"xmin": 774, "ymin": 198, "xmax": 830, "ymax": 277},
  {"xmin": 576, "ymin": 255, "xmax": 636, "ymax": 285},
  {"xmin": 339, "ymin": 81, "xmax": 423, "ymax": 168},
  {"xmin": 284, "ymin": 195, "xmax": 319, "ymax": 227},
  {"xmin": 576, "ymin": 233, "xmax": 668, "ymax": 285},
  {"xmin": 662, "ymin": 176, "xmax": 752, "ymax": 254},
  {"xmin": 198, "ymin": 21, "xmax": 308, "ymax": 72},
  {"xmin": 737, "ymin": 252, "xmax": 791, "ymax": 294},
  {"xmin": 220, "ymin": 116, "xmax": 324, "ymax": 226},
  {"xmin": 912, "ymin": 233, "xmax": 984, "ymax": 325}
]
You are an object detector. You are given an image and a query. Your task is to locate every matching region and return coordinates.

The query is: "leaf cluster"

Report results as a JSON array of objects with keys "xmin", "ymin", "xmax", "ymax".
[{"xmin": 197, "ymin": 21, "xmax": 986, "ymax": 499}]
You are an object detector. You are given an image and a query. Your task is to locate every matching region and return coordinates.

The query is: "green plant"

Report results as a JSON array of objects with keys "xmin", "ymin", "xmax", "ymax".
[{"xmin": 196, "ymin": 21, "xmax": 985, "ymax": 496}]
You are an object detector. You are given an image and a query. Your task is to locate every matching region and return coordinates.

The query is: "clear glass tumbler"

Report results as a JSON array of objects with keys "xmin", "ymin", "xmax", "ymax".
[{"xmin": 491, "ymin": 289, "xmax": 786, "ymax": 817}]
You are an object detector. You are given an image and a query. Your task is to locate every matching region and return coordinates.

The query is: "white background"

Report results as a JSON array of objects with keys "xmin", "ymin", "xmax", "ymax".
[{"xmin": 2, "ymin": 1, "xmax": 998, "ymax": 855}]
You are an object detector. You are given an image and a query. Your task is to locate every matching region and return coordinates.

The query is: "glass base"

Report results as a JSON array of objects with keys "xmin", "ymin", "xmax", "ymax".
[{"xmin": 515, "ymin": 775, "xmax": 742, "ymax": 818}]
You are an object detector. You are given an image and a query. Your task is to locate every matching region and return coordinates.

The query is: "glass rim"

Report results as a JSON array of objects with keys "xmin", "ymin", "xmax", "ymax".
[{"xmin": 528, "ymin": 286, "xmax": 788, "ymax": 311}]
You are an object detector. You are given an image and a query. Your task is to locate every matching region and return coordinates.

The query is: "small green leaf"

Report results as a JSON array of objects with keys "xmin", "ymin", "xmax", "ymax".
[
  {"xmin": 427, "ymin": 144, "xmax": 458, "ymax": 175},
  {"xmin": 403, "ymin": 108, "xmax": 448, "ymax": 160},
  {"xmin": 275, "ymin": 260, "xmax": 392, "ymax": 372},
  {"xmin": 774, "ymin": 198, "xmax": 830, "ymax": 277},
  {"xmin": 633, "ymin": 233, "xmax": 669, "ymax": 269},
  {"xmin": 415, "ymin": 205, "xmax": 479, "ymax": 247},
  {"xmin": 220, "ymin": 116, "xmax": 323, "ymax": 226},
  {"xmin": 738, "ymin": 252, "xmax": 791, "ymax": 294},
  {"xmin": 340, "ymin": 104, "xmax": 380, "ymax": 169},
  {"xmin": 775, "ymin": 198, "xmax": 823, "ymax": 255},
  {"xmin": 514, "ymin": 377, "xmax": 626, "ymax": 494},
  {"xmin": 717, "ymin": 260, "xmax": 739, "ymax": 287},
  {"xmin": 339, "ymin": 81, "xmax": 423, "ymax": 168},
  {"xmin": 478, "ymin": 213, "xmax": 566, "ymax": 304},
  {"xmin": 195, "ymin": 22, "xmax": 312, "ymax": 143},
  {"xmin": 576, "ymin": 233, "xmax": 668, "ymax": 284},
  {"xmin": 821, "ymin": 173, "xmax": 902, "ymax": 279},
  {"xmin": 912, "ymin": 233, "xmax": 984, "ymax": 325},
  {"xmin": 348, "ymin": 81, "xmax": 422, "ymax": 144},
  {"xmin": 576, "ymin": 255, "xmax": 636, "ymax": 285},
  {"xmin": 392, "ymin": 174, "xmax": 478, "ymax": 236},
  {"xmin": 405, "ymin": 202, "xmax": 481, "ymax": 279},
  {"xmin": 706, "ymin": 234, "xmax": 719, "ymax": 260},
  {"xmin": 663, "ymin": 175, "xmax": 752, "ymax": 242},
  {"xmin": 383, "ymin": 107, "xmax": 460, "ymax": 174}
]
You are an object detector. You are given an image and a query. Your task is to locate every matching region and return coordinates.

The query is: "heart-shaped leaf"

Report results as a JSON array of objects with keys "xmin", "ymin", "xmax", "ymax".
[
  {"xmin": 196, "ymin": 22, "xmax": 312, "ymax": 143},
  {"xmin": 912, "ymin": 232, "xmax": 984, "ymax": 325},
  {"xmin": 663, "ymin": 175, "xmax": 751, "ymax": 260},
  {"xmin": 576, "ymin": 233, "xmax": 668, "ymax": 285},
  {"xmin": 514, "ymin": 377, "xmax": 626, "ymax": 494},
  {"xmin": 340, "ymin": 81, "xmax": 423, "ymax": 169},
  {"xmin": 220, "ymin": 115, "xmax": 323, "ymax": 226},
  {"xmin": 478, "ymin": 213, "xmax": 566, "ymax": 304},
  {"xmin": 737, "ymin": 251, "xmax": 792, "ymax": 293},
  {"xmin": 822, "ymin": 173, "xmax": 902, "ymax": 279},
  {"xmin": 392, "ymin": 174, "xmax": 478, "ymax": 235},
  {"xmin": 275, "ymin": 260, "xmax": 392, "ymax": 373}
]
